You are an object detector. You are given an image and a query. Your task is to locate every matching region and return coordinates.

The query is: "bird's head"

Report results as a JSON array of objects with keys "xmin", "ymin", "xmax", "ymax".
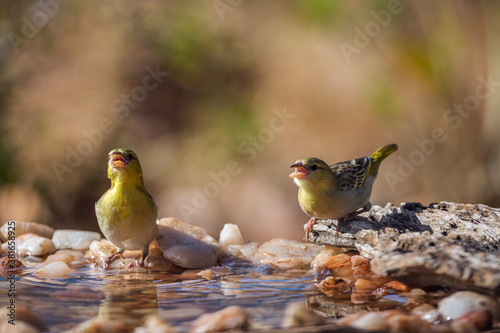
[
  {"xmin": 289, "ymin": 157, "xmax": 333, "ymax": 190},
  {"xmin": 107, "ymin": 148, "xmax": 143, "ymax": 183}
]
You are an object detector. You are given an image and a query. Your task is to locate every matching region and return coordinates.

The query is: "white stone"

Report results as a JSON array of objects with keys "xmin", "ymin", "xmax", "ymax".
[
  {"xmin": 349, "ymin": 312, "xmax": 388, "ymax": 330},
  {"xmin": 219, "ymin": 223, "xmax": 245, "ymax": 248},
  {"xmin": 0, "ymin": 221, "xmax": 54, "ymax": 242},
  {"xmin": 52, "ymin": 229, "xmax": 101, "ymax": 251},
  {"xmin": 156, "ymin": 217, "xmax": 221, "ymax": 269},
  {"xmin": 226, "ymin": 241, "xmax": 259, "ymax": 258},
  {"xmin": 87, "ymin": 239, "xmax": 117, "ymax": 265},
  {"xmin": 35, "ymin": 261, "xmax": 71, "ymax": 278},
  {"xmin": 240, "ymin": 242, "xmax": 259, "ymax": 258},
  {"xmin": 191, "ymin": 306, "xmax": 249, "ymax": 332},
  {"xmin": 438, "ymin": 291, "xmax": 500, "ymax": 321},
  {"xmin": 134, "ymin": 314, "xmax": 176, "ymax": 333},
  {"xmin": 282, "ymin": 303, "xmax": 325, "ymax": 327},
  {"xmin": 16, "ymin": 233, "xmax": 56, "ymax": 257}
]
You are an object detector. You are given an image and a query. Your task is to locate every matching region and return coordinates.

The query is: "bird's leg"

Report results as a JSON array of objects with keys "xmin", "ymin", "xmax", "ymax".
[
  {"xmin": 138, "ymin": 246, "xmax": 150, "ymax": 268},
  {"xmin": 304, "ymin": 217, "xmax": 317, "ymax": 242},
  {"xmin": 345, "ymin": 202, "xmax": 372, "ymax": 221},
  {"xmin": 336, "ymin": 203, "xmax": 372, "ymax": 236},
  {"xmin": 103, "ymin": 248, "xmax": 125, "ymax": 270},
  {"xmin": 124, "ymin": 247, "xmax": 149, "ymax": 270},
  {"xmin": 335, "ymin": 217, "xmax": 346, "ymax": 237}
]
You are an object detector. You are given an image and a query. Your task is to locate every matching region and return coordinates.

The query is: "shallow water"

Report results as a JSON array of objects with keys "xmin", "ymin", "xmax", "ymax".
[{"xmin": 1, "ymin": 265, "xmax": 408, "ymax": 332}]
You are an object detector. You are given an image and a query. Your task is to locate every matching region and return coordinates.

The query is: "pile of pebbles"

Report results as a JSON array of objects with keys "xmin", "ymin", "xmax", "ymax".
[{"xmin": 1, "ymin": 216, "xmax": 499, "ymax": 332}]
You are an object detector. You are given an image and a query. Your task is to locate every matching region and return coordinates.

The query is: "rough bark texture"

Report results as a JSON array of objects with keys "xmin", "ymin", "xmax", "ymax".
[{"xmin": 308, "ymin": 201, "xmax": 500, "ymax": 295}]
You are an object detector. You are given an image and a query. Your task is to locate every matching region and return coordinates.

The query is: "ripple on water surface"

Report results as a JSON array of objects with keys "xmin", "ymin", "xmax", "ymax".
[{"xmin": 0, "ymin": 266, "xmax": 407, "ymax": 332}]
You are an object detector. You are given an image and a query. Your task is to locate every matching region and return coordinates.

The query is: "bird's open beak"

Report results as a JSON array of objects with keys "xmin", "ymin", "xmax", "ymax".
[
  {"xmin": 289, "ymin": 162, "xmax": 308, "ymax": 179},
  {"xmin": 110, "ymin": 152, "xmax": 127, "ymax": 169}
]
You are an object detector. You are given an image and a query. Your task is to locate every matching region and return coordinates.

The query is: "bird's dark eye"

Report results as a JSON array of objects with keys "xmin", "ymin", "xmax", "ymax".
[
  {"xmin": 128, "ymin": 154, "xmax": 135, "ymax": 160},
  {"xmin": 311, "ymin": 164, "xmax": 318, "ymax": 171}
]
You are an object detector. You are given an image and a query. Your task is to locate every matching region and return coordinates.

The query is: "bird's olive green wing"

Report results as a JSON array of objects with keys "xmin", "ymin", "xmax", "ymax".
[{"xmin": 330, "ymin": 156, "xmax": 372, "ymax": 190}]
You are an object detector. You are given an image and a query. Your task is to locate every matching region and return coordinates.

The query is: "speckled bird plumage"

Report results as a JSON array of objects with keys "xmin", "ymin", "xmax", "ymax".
[
  {"xmin": 95, "ymin": 148, "xmax": 158, "ymax": 268},
  {"xmin": 290, "ymin": 144, "xmax": 398, "ymax": 240}
]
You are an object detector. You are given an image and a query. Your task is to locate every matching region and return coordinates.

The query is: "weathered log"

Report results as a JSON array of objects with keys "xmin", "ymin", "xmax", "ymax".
[{"xmin": 309, "ymin": 202, "xmax": 500, "ymax": 295}]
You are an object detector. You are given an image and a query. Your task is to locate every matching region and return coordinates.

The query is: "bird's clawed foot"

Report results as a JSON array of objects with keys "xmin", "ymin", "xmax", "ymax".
[
  {"xmin": 102, "ymin": 248, "xmax": 149, "ymax": 270},
  {"xmin": 103, "ymin": 250, "xmax": 125, "ymax": 270},
  {"xmin": 125, "ymin": 259, "xmax": 144, "ymax": 270},
  {"xmin": 335, "ymin": 214, "xmax": 358, "ymax": 236},
  {"xmin": 335, "ymin": 217, "xmax": 346, "ymax": 237},
  {"xmin": 136, "ymin": 247, "xmax": 149, "ymax": 269},
  {"xmin": 137, "ymin": 258, "xmax": 146, "ymax": 268},
  {"xmin": 304, "ymin": 217, "xmax": 317, "ymax": 242}
]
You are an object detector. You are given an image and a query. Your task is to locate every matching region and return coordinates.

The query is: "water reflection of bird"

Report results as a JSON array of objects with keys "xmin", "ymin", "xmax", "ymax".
[
  {"xmin": 95, "ymin": 149, "xmax": 158, "ymax": 269},
  {"xmin": 290, "ymin": 144, "xmax": 398, "ymax": 241},
  {"xmin": 98, "ymin": 276, "xmax": 159, "ymax": 329}
]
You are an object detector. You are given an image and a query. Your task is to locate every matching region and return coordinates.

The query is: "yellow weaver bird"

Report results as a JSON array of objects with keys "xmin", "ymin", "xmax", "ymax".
[
  {"xmin": 95, "ymin": 149, "xmax": 158, "ymax": 269},
  {"xmin": 289, "ymin": 144, "xmax": 398, "ymax": 241}
]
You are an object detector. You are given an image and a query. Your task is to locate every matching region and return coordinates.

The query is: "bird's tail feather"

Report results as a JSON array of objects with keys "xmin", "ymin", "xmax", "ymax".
[
  {"xmin": 368, "ymin": 144, "xmax": 398, "ymax": 176},
  {"xmin": 371, "ymin": 144, "xmax": 398, "ymax": 162}
]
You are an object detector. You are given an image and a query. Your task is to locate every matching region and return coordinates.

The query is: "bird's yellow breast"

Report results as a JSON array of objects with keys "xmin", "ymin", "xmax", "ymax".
[
  {"xmin": 297, "ymin": 177, "xmax": 373, "ymax": 220},
  {"xmin": 96, "ymin": 184, "xmax": 158, "ymax": 251}
]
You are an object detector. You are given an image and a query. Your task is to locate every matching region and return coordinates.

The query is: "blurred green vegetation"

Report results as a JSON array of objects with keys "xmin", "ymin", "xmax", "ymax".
[{"xmin": 1, "ymin": 1, "xmax": 499, "ymax": 241}]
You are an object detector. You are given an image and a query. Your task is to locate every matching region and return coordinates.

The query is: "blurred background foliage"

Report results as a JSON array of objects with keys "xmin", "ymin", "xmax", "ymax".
[{"xmin": 1, "ymin": 1, "xmax": 499, "ymax": 242}]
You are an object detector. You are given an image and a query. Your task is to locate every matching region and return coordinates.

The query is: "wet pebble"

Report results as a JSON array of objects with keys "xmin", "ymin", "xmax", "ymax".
[
  {"xmin": 14, "ymin": 233, "xmax": 56, "ymax": 257},
  {"xmin": 340, "ymin": 310, "xmax": 439, "ymax": 332},
  {"xmin": 0, "ymin": 255, "xmax": 24, "ymax": 272},
  {"xmin": 411, "ymin": 304, "xmax": 440, "ymax": 323},
  {"xmin": 310, "ymin": 245, "xmax": 347, "ymax": 270},
  {"xmin": 313, "ymin": 251, "xmax": 411, "ymax": 305},
  {"xmin": 35, "ymin": 261, "xmax": 71, "ymax": 278},
  {"xmin": 351, "ymin": 254, "xmax": 391, "ymax": 286},
  {"xmin": 438, "ymin": 291, "xmax": 500, "ymax": 321},
  {"xmin": 316, "ymin": 276, "xmax": 350, "ymax": 294},
  {"xmin": 384, "ymin": 280, "xmax": 410, "ymax": 291},
  {"xmin": 41, "ymin": 250, "xmax": 87, "ymax": 268},
  {"xmin": 251, "ymin": 238, "xmax": 324, "ymax": 269},
  {"xmin": 0, "ymin": 306, "xmax": 47, "ymax": 333},
  {"xmin": 134, "ymin": 314, "xmax": 176, "ymax": 333},
  {"xmin": 190, "ymin": 306, "xmax": 250, "ymax": 333},
  {"xmin": 198, "ymin": 269, "xmax": 213, "ymax": 280},
  {"xmin": 0, "ymin": 221, "xmax": 54, "ymax": 241},
  {"xmin": 225, "ymin": 241, "xmax": 259, "ymax": 258},
  {"xmin": 109, "ymin": 258, "xmax": 146, "ymax": 271},
  {"xmin": 88, "ymin": 239, "xmax": 118, "ymax": 265},
  {"xmin": 156, "ymin": 218, "xmax": 221, "ymax": 269},
  {"xmin": 1, "ymin": 321, "xmax": 40, "ymax": 333},
  {"xmin": 145, "ymin": 254, "xmax": 179, "ymax": 273},
  {"xmin": 23, "ymin": 256, "xmax": 44, "ymax": 265},
  {"xmin": 62, "ymin": 317, "xmax": 128, "ymax": 332},
  {"xmin": 406, "ymin": 288, "xmax": 427, "ymax": 300},
  {"xmin": 52, "ymin": 229, "xmax": 101, "ymax": 251},
  {"xmin": 455, "ymin": 310, "xmax": 492, "ymax": 331},
  {"xmin": 354, "ymin": 278, "xmax": 379, "ymax": 293},
  {"xmin": 342, "ymin": 311, "xmax": 389, "ymax": 330},
  {"xmin": 338, "ymin": 308, "xmax": 485, "ymax": 333},
  {"xmin": 182, "ymin": 267, "xmax": 228, "ymax": 280},
  {"xmin": 281, "ymin": 303, "xmax": 325, "ymax": 328},
  {"xmin": 350, "ymin": 255, "xmax": 373, "ymax": 279},
  {"xmin": 314, "ymin": 252, "xmax": 355, "ymax": 283}
]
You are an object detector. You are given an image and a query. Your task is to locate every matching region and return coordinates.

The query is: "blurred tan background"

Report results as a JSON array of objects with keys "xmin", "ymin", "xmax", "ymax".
[{"xmin": 1, "ymin": 1, "xmax": 499, "ymax": 242}]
